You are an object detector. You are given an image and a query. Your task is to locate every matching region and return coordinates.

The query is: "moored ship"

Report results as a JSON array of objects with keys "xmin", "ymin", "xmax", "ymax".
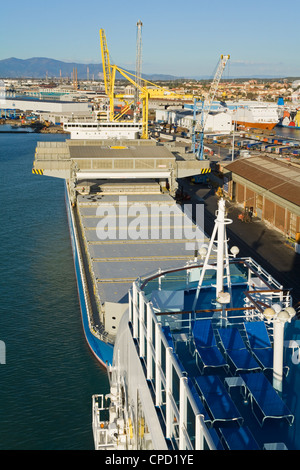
[
  {"xmin": 33, "ymin": 120, "xmax": 300, "ymax": 452},
  {"xmin": 33, "ymin": 122, "xmax": 210, "ymax": 368},
  {"xmin": 63, "ymin": 120, "xmax": 143, "ymax": 140},
  {"xmin": 277, "ymin": 98, "xmax": 300, "ymax": 129},
  {"xmin": 92, "ymin": 198, "xmax": 300, "ymax": 451},
  {"xmin": 228, "ymin": 100, "xmax": 279, "ymax": 130}
]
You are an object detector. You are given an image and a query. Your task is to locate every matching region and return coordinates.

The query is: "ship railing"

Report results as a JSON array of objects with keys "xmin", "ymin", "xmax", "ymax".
[
  {"xmin": 138, "ymin": 257, "xmax": 286, "ymax": 295},
  {"xmin": 129, "ymin": 257, "xmax": 294, "ymax": 450},
  {"xmin": 67, "ymin": 186, "xmax": 112, "ymax": 344},
  {"xmin": 129, "ymin": 281, "xmax": 217, "ymax": 450}
]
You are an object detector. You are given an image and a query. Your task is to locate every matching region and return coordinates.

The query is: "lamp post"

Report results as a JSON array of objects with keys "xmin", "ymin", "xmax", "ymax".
[{"xmin": 264, "ymin": 306, "xmax": 296, "ymax": 393}]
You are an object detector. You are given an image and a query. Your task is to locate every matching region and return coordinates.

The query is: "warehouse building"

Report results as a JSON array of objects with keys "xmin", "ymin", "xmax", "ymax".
[
  {"xmin": 223, "ymin": 156, "xmax": 300, "ymax": 240},
  {"xmin": 0, "ymin": 96, "xmax": 92, "ymax": 123},
  {"xmin": 155, "ymin": 108, "xmax": 232, "ymax": 134}
]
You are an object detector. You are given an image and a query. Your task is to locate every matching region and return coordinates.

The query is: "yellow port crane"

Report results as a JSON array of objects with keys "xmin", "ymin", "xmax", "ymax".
[
  {"xmin": 99, "ymin": 28, "xmax": 115, "ymax": 122},
  {"xmin": 99, "ymin": 28, "xmax": 194, "ymax": 139}
]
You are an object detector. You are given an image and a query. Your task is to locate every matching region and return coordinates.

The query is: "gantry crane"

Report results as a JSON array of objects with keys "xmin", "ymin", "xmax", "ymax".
[
  {"xmin": 192, "ymin": 54, "xmax": 230, "ymax": 160},
  {"xmin": 99, "ymin": 28, "xmax": 193, "ymax": 139},
  {"xmin": 134, "ymin": 20, "xmax": 143, "ymax": 121},
  {"xmin": 99, "ymin": 28, "xmax": 115, "ymax": 121}
]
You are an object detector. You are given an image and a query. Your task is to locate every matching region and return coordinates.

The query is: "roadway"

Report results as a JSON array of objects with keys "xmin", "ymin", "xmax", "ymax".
[{"xmin": 178, "ymin": 178, "xmax": 300, "ymax": 308}]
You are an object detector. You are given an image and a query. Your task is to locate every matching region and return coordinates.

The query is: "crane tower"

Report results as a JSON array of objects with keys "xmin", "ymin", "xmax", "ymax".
[
  {"xmin": 135, "ymin": 20, "xmax": 143, "ymax": 121},
  {"xmin": 193, "ymin": 54, "xmax": 230, "ymax": 160}
]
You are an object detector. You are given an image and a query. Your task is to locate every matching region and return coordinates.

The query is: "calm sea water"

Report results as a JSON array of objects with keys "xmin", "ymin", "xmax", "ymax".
[
  {"xmin": 1, "ymin": 124, "xmax": 300, "ymax": 450},
  {"xmin": 0, "ymin": 126, "xmax": 109, "ymax": 450}
]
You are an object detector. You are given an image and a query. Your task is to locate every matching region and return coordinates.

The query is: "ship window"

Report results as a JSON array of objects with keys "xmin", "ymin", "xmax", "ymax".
[
  {"xmin": 172, "ymin": 366, "xmax": 180, "ymax": 407},
  {"xmin": 161, "ymin": 342, "xmax": 166, "ymax": 373},
  {"xmin": 152, "ymin": 358, "xmax": 156, "ymax": 386},
  {"xmin": 186, "ymin": 400, "xmax": 196, "ymax": 448},
  {"xmin": 152, "ymin": 319, "xmax": 156, "ymax": 349}
]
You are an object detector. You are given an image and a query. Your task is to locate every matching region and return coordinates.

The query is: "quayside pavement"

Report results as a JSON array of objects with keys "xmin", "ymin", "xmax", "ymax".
[{"xmin": 178, "ymin": 178, "xmax": 300, "ymax": 307}]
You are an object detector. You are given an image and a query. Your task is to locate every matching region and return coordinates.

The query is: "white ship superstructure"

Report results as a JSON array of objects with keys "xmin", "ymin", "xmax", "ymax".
[
  {"xmin": 92, "ymin": 199, "xmax": 298, "ymax": 451},
  {"xmin": 63, "ymin": 120, "xmax": 143, "ymax": 140},
  {"xmin": 228, "ymin": 100, "xmax": 279, "ymax": 130}
]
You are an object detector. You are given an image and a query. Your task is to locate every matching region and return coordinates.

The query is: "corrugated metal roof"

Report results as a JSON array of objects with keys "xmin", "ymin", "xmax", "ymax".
[
  {"xmin": 225, "ymin": 156, "xmax": 300, "ymax": 206},
  {"xmin": 69, "ymin": 145, "xmax": 174, "ymax": 159}
]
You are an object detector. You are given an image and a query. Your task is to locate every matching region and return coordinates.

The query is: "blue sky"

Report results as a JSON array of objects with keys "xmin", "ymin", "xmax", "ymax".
[{"xmin": 1, "ymin": 0, "xmax": 299, "ymax": 78}]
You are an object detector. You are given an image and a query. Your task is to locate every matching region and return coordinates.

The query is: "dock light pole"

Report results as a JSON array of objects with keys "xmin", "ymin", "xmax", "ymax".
[
  {"xmin": 231, "ymin": 120, "xmax": 236, "ymax": 161},
  {"xmin": 264, "ymin": 306, "xmax": 296, "ymax": 393}
]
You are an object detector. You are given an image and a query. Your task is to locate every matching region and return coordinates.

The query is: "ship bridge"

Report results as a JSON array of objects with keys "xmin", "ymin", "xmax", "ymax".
[{"xmin": 33, "ymin": 138, "xmax": 211, "ymax": 201}]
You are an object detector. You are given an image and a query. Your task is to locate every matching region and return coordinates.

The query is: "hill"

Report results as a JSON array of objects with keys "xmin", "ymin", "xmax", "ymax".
[{"xmin": 0, "ymin": 57, "xmax": 179, "ymax": 81}]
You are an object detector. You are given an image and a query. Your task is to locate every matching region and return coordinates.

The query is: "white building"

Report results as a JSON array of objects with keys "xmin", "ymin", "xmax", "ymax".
[
  {"xmin": 1, "ymin": 96, "xmax": 92, "ymax": 123},
  {"xmin": 155, "ymin": 108, "xmax": 232, "ymax": 134}
]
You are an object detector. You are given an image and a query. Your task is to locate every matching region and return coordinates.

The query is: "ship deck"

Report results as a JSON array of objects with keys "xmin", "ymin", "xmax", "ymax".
[
  {"xmin": 75, "ymin": 186, "xmax": 208, "ymax": 340},
  {"xmin": 135, "ymin": 264, "xmax": 300, "ymax": 450}
]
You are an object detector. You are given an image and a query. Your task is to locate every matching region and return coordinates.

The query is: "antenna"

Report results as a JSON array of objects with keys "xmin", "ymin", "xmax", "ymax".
[{"xmin": 135, "ymin": 20, "xmax": 143, "ymax": 121}]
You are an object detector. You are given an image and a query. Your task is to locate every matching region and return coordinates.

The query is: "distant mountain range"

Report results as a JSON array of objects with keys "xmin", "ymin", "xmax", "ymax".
[
  {"xmin": 0, "ymin": 57, "xmax": 179, "ymax": 81},
  {"xmin": 0, "ymin": 57, "xmax": 298, "ymax": 82}
]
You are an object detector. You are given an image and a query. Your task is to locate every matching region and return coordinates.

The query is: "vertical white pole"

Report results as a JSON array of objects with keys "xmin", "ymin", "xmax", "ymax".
[
  {"xmin": 192, "ymin": 221, "xmax": 218, "ymax": 312},
  {"xmin": 155, "ymin": 323, "xmax": 162, "ymax": 407},
  {"xmin": 133, "ymin": 283, "xmax": 138, "ymax": 339},
  {"xmin": 166, "ymin": 348, "xmax": 172, "ymax": 439},
  {"xmin": 179, "ymin": 377, "xmax": 187, "ymax": 449},
  {"xmin": 129, "ymin": 290, "xmax": 132, "ymax": 324},
  {"xmin": 195, "ymin": 415, "xmax": 204, "ymax": 450},
  {"xmin": 139, "ymin": 294, "xmax": 145, "ymax": 357},
  {"xmin": 273, "ymin": 320, "xmax": 285, "ymax": 393},
  {"xmin": 216, "ymin": 199, "xmax": 225, "ymax": 296},
  {"xmin": 147, "ymin": 303, "xmax": 152, "ymax": 381}
]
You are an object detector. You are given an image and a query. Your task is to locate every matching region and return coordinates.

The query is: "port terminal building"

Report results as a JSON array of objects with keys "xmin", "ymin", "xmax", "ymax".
[
  {"xmin": 0, "ymin": 96, "xmax": 92, "ymax": 123},
  {"xmin": 223, "ymin": 155, "xmax": 300, "ymax": 241}
]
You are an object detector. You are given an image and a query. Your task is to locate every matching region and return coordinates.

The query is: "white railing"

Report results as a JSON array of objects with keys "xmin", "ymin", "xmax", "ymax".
[
  {"xmin": 129, "ymin": 281, "xmax": 217, "ymax": 450},
  {"xmin": 92, "ymin": 395, "xmax": 117, "ymax": 450}
]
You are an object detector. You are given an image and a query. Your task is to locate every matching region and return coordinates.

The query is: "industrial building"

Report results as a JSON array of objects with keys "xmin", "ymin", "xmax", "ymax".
[
  {"xmin": 223, "ymin": 156, "xmax": 300, "ymax": 240},
  {"xmin": 155, "ymin": 108, "xmax": 232, "ymax": 134},
  {"xmin": 0, "ymin": 96, "xmax": 92, "ymax": 123}
]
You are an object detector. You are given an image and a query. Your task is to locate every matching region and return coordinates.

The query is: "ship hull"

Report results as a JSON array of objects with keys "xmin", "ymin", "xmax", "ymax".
[
  {"xmin": 64, "ymin": 181, "xmax": 113, "ymax": 368},
  {"xmin": 236, "ymin": 121, "xmax": 277, "ymax": 130},
  {"xmin": 277, "ymin": 123, "xmax": 300, "ymax": 130}
]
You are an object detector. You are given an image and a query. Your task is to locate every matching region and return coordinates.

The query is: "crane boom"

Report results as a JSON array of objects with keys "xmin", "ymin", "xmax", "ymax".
[
  {"xmin": 99, "ymin": 27, "xmax": 195, "ymax": 138},
  {"xmin": 100, "ymin": 29, "xmax": 115, "ymax": 121},
  {"xmin": 100, "ymin": 29, "xmax": 111, "ymax": 95},
  {"xmin": 204, "ymin": 54, "xmax": 230, "ymax": 125},
  {"xmin": 193, "ymin": 54, "xmax": 230, "ymax": 159}
]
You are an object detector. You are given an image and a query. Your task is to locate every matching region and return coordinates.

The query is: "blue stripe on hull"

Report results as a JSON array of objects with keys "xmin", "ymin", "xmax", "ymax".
[{"xmin": 64, "ymin": 182, "xmax": 113, "ymax": 368}]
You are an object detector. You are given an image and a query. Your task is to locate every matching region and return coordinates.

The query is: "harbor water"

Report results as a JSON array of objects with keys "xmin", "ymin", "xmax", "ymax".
[
  {"xmin": 1, "ymin": 124, "xmax": 300, "ymax": 450},
  {"xmin": 0, "ymin": 126, "xmax": 109, "ymax": 450}
]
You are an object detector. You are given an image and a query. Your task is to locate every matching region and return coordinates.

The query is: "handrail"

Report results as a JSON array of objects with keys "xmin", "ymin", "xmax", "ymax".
[
  {"xmin": 156, "ymin": 305, "xmax": 256, "ymax": 317},
  {"xmin": 139, "ymin": 257, "xmax": 291, "ymax": 300}
]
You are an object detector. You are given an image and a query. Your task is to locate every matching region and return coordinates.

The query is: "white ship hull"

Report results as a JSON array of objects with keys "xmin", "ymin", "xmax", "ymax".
[
  {"xmin": 64, "ymin": 121, "xmax": 143, "ymax": 140},
  {"xmin": 228, "ymin": 100, "xmax": 279, "ymax": 130}
]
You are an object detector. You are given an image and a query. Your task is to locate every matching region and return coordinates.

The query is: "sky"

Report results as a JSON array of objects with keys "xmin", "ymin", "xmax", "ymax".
[{"xmin": 1, "ymin": 0, "xmax": 299, "ymax": 78}]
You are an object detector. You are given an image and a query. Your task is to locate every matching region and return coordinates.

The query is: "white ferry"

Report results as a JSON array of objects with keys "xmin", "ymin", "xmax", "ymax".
[
  {"xmin": 92, "ymin": 198, "xmax": 300, "ymax": 451},
  {"xmin": 63, "ymin": 120, "xmax": 143, "ymax": 140},
  {"xmin": 227, "ymin": 100, "xmax": 279, "ymax": 130}
]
